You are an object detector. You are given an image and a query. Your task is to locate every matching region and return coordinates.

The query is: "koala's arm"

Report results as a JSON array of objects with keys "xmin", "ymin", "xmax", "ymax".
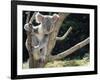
[
  {"xmin": 31, "ymin": 34, "xmax": 40, "ymax": 49},
  {"xmin": 39, "ymin": 35, "xmax": 49, "ymax": 49}
]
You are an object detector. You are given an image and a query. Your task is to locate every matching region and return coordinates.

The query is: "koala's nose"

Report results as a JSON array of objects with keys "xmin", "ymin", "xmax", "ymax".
[
  {"xmin": 34, "ymin": 28, "xmax": 38, "ymax": 33},
  {"xmin": 29, "ymin": 23, "xmax": 32, "ymax": 28},
  {"xmin": 47, "ymin": 26, "xmax": 50, "ymax": 31}
]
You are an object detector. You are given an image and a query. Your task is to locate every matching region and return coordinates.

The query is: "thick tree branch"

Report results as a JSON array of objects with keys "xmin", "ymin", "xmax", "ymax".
[
  {"xmin": 49, "ymin": 37, "xmax": 89, "ymax": 61},
  {"xmin": 56, "ymin": 26, "xmax": 72, "ymax": 41}
]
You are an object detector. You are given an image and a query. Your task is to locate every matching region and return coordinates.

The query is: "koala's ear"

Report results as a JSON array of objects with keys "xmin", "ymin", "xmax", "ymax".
[
  {"xmin": 24, "ymin": 23, "xmax": 30, "ymax": 31},
  {"xmin": 52, "ymin": 14, "xmax": 59, "ymax": 23},
  {"xmin": 35, "ymin": 12, "xmax": 44, "ymax": 23}
]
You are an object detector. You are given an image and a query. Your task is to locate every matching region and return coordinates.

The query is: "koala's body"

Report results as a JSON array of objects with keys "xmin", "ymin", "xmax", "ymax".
[{"xmin": 24, "ymin": 12, "xmax": 59, "ymax": 61}]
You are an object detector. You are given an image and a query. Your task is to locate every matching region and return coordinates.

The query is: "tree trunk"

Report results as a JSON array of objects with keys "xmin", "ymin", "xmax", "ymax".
[{"xmin": 46, "ymin": 13, "xmax": 70, "ymax": 60}]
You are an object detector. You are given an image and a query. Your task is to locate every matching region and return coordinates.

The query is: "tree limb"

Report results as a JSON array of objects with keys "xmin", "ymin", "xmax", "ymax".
[
  {"xmin": 56, "ymin": 26, "xmax": 72, "ymax": 41},
  {"xmin": 49, "ymin": 37, "xmax": 89, "ymax": 61},
  {"xmin": 25, "ymin": 12, "xmax": 30, "ymax": 24}
]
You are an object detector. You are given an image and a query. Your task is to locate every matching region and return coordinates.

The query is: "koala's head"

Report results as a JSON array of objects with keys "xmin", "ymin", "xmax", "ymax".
[
  {"xmin": 24, "ymin": 23, "xmax": 33, "ymax": 32},
  {"xmin": 35, "ymin": 12, "xmax": 59, "ymax": 34}
]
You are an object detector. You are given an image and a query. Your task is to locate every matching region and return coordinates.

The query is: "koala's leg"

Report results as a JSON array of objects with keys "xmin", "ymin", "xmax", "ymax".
[
  {"xmin": 40, "ymin": 46, "xmax": 47, "ymax": 61},
  {"xmin": 32, "ymin": 48, "xmax": 41, "ymax": 60}
]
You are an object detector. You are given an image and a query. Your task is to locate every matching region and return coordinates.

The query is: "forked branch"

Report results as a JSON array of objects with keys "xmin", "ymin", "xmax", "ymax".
[{"xmin": 56, "ymin": 26, "xmax": 72, "ymax": 41}]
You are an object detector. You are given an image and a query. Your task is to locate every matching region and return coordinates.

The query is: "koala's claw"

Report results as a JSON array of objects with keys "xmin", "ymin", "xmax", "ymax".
[{"xmin": 34, "ymin": 45, "xmax": 40, "ymax": 48}]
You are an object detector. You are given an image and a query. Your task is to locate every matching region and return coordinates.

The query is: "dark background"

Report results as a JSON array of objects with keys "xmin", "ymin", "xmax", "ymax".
[{"xmin": 23, "ymin": 11, "xmax": 89, "ymax": 62}]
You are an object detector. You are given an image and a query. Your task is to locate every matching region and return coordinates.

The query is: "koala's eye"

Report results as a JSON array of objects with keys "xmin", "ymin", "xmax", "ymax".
[{"xmin": 29, "ymin": 23, "xmax": 32, "ymax": 27}]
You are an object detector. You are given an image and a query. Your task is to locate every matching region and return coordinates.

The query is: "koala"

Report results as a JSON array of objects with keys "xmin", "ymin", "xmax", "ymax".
[{"xmin": 24, "ymin": 12, "xmax": 59, "ymax": 62}]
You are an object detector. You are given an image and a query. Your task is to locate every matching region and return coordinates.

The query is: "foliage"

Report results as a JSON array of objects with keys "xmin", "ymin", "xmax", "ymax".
[
  {"xmin": 45, "ymin": 53, "xmax": 89, "ymax": 68},
  {"xmin": 22, "ymin": 53, "xmax": 89, "ymax": 69}
]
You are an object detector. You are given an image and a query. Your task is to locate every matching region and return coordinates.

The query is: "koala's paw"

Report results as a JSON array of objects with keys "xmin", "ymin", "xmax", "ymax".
[
  {"xmin": 39, "ymin": 58, "xmax": 45, "ymax": 63},
  {"xmin": 34, "ymin": 45, "xmax": 40, "ymax": 49}
]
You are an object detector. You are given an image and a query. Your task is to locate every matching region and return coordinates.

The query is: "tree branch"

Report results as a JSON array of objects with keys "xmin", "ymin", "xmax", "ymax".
[
  {"xmin": 56, "ymin": 26, "xmax": 72, "ymax": 41},
  {"xmin": 25, "ymin": 12, "xmax": 30, "ymax": 23},
  {"xmin": 49, "ymin": 37, "xmax": 89, "ymax": 61}
]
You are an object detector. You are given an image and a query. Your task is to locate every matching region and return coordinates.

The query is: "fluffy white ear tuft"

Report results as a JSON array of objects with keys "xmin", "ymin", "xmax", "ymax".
[
  {"xmin": 24, "ymin": 23, "xmax": 30, "ymax": 31},
  {"xmin": 52, "ymin": 14, "xmax": 59, "ymax": 23},
  {"xmin": 35, "ymin": 12, "xmax": 44, "ymax": 23}
]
